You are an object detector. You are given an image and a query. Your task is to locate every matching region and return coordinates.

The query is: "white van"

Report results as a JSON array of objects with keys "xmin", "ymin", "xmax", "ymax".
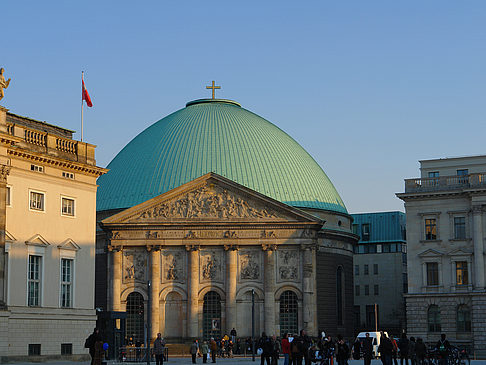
[{"xmin": 355, "ymin": 331, "xmax": 389, "ymax": 358}]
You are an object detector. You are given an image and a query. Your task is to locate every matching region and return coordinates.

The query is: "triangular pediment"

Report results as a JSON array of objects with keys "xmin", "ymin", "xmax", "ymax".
[
  {"xmin": 57, "ymin": 238, "xmax": 80, "ymax": 251},
  {"xmin": 5, "ymin": 230, "xmax": 16, "ymax": 242},
  {"xmin": 418, "ymin": 248, "xmax": 444, "ymax": 258},
  {"xmin": 25, "ymin": 234, "xmax": 50, "ymax": 247},
  {"xmin": 102, "ymin": 173, "xmax": 322, "ymax": 225},
  {"xmin": 448, "ymin": 247, "xmax": 472, "ymax": 257}
]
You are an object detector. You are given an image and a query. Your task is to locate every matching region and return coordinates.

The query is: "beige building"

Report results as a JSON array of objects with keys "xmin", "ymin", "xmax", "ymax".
[
  {"xmin": 397, "ymin": 155, "xmax": 486, "ymax": 356},
  {"xmin": 0, "ymin": 107, "xmax": 106, "ymax": 361}
]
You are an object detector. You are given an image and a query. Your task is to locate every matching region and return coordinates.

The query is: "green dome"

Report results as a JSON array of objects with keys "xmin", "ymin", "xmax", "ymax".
[{"xmin": 97, "ymin": 99, "xmax": 347, "ymax": 213}]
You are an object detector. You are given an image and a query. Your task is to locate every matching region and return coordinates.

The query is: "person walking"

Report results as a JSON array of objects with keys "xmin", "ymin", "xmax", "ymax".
[
  {"xmin": 271, "ymin": 335, "xmax": 281, "ymax": 365},
  {"xmin": 290, "ymin": 332, "xmax": 303, "ymax": 365},
  {"xmin": 353, "ymin": 339, "xmax": 362, "ymax": 360},
  {"xmin": 414, "ymin": 339, "xmax": 426, "ymax": 365},
  {"xmin": 408, "ymin": 337, "xmax": 416, "ymax": 365},
  {"xmin": 282, "ymin": 333, "xmax": 291, "ymax": 365},
  {"xmin": 210, "ymin": 338, "xmax": 218, "ymax": 363},
  {"xmin": 200, "ymin": 341, "xmax": 209, "ymax": 364},
  {"xmin": 391, "ymin": 337, "xmax": 399, "ymax": 365},
  {"xmin": 231, "ymin": 328, "xmax": 237, "ymax": 343},
  {"xmin": 436, "ymin": 334, "xmax": 451, "ymax": 365},
  {"xmin": 258, "ymin": 332, "xmax": 272, "ymax": 365},
  {"xmin": 335, "ymin": 335, "xmax": 350, "ymax": 365},
  {"xmin": 154, "ymin": 333, "xmax": 165, "ymax": 365},
  {"xmin": 378, "ymin": 333, "xmax": 393, "ymax": 365},
  {"xmin": 362, "ymin": 333, "xmax": 373, "ymax": 365},
  {"xmin": 190, "ymin": 341, "xmax": 198, "ymax": 364},
  {"xmin": 301, "ymin": 330, "xmax": 312, "ymax": 365},
  {"xmin": 398, "ymin": 333, "xmax": 409, "ymax": 365},
  {"xmin": 85, "ymin": 328, "xmax": 102, "ymax": 365}
]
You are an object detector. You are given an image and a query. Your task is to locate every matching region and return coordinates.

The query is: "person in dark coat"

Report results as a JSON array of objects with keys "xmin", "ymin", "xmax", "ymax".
[
  {"xmin": 353, "ymin": 339, "xmax": 362, "ymax": 360},
  {"xmin": 300, "ymin": 330, "xmax": 312, "ymax": 365},
  {"xmin": 378, "ymin": 333, "xmax": 393, "ymax": 365},
  {"xmin": 153, "ymin": 333, "xmax": 166, "ymax": 365},
  {"xmin": 336, "ymin": 335, "xmax": 349, "ymax": 365},
  {"xmin": 398, "ymin": 333, "xmax": 409, "ymax": 365},
  {"xmin": 436, "ymin": 334, "xmax": 451, "ymax": 365},
  {"xmin": 414, "ymin": 338, "xmax": 426, "ymax": 365},
  {"xmin": 362, "ymin": 333, "xmax": 374, "ymax": 365},
  {"xmin": 85, "ymin": 328, "xmax": 102, "ymax": 365},
  {"xmin": 258, "ymin": 332, "xmax": 273, "ymax": 365},
  {"xmin": 408, "ymin": 337, "xmax": 416, "ymax": 365}
]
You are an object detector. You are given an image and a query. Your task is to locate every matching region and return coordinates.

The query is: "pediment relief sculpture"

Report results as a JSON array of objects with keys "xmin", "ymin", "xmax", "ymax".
[
  {"xmin": 123, "ymin": 249, "xmax": 147, "ymax": 282},
  {"xmin": 239, "ymin": 251, "xmax": 261, "ymax": 280},
  {"xmin": 278, "ymin": 249, "xmax": 300, "ymax": 281},
  {"xmin": 163, "ymin": 251, "xmax": 185, "ymax": 282},
  {"xmin": 200, "ymin": 250, "xmax": 222, "ymax": 281},
  {"xmin": 134, "ymin": 184, "xmax": 279, "ymax": 221}
]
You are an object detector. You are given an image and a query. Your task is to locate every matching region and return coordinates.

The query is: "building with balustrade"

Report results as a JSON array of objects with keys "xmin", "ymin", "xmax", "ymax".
[
  {"xmin": 0, "ymin": 107, "xmax": 107, "ymax": 361},
  {"xmin": 397, "ymin": 155, "xmax": 486, "ymax": 356},
  {"xmin": 95, "ymin": 97, "xmax": 358, "ymax": 347}
]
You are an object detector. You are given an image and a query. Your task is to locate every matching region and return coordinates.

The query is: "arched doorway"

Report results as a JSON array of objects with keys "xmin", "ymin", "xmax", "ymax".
[
  {"xmin": 279, "ymin": 290, "xmax": 298, "ymax": 336},
  {"xmin": 203, "ymin": 291, "xmax": 221, "ymax": 340},
  {"xmin": 164, "ymin": 292, "xmax": 183, "ymax": 338},
  {"xmin": 126, "ymin": 292, "xmax": 144, "ymax": 344}
]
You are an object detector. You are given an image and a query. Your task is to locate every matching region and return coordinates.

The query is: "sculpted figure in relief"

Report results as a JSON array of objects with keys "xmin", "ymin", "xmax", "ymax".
[
  {"xmin": 201, "ymin": 252, "xmax": 220, "ymax": 280},
  {"xmin": 240, "ymin": 253, "xmax": 260, "ymax": 280},
  {"xmin": 0, "ymin": 68, "xmax": 11, "ymax": 102},
  {"xmin": 124, "ymin": 250, "xmax": 147, "ymax": 281},
  {"xmin": 165, "ymin": 252, "xmax": 182, "ymax": 280},
  {"xmin": 279, "ymin": 250, "xmax": 299, "ymax": 280}
]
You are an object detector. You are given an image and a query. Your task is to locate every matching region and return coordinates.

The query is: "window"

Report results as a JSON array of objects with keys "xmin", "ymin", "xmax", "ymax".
[
  {"xmin": 403, "ymin": 273, "xmax": 408, "ymax": 293},
  {"xmin": 457, "ymin": 169, "xmax": 469, "ymax": 183},
  {"xmin": 30, "ymin": 164, "xmax": 44, "ymax": 173},
  {"xmin": 425, "ymin": 219, "xmax": 437, "ymax": 240},
  {"xmin": 457, "ymin": 305, "xmax": 471, "ymax": 332},
  {"xmin": 428, "ymin": 171, "xmax": 439, "ymax": 178},
  {"xmin": 364, "ymin": 264, "xmax": 369, "ymax": 275},
  {"xmin": 428, "ymin": 305, "xmax": 441, "ymax": 332},
  {"xmin": 374, "ymin": 285, "xmax": 379, "ymax": 295},
  {"xmin": 6, "ymin": 186, "xmax": 10, "ymax": 206},
  {"xmin": 29, "ymin": 344, "xmax": 41, "ymax": 356},
  {"xmin": 29, "ymin": 191, "xmax": 45, "ymax": 211},
  {"xmin": 382, "ymin": 244, "xmax": 390, "ymax": 253},
  {"xmin": 373, "ymin": 264, "xmax": 378, "ymax": 275},
  {"xmin": 354, "ymin": 306, "xmax": 361, "ymax": 329},
  {"xmin": 366, "ymin": 304, "xmax": 379, "ymax": 329},
  {"xmin": 61, "ymin": 258, "xmax": 73, "ymax": 308},
  {"xmin": 455, "ymin": 261, "xmax": 468, "ymax": 285},
  {"xmin": 62, "ymin": 171, "xmax": 75, "ymax": 180},
  {"xmin": 426, "ymin": 262, "xmax": 439, "ymax": 286},
  {"xmin": 61, "ymin": 197, "xmax": 75, "ymax": 216},
  {"xmin": 454, "ymin": 217, "xmax": 466, "ymax": 240},
  {"xmin": 61, "ymin": 343, "xmax": 73, "ymax": 355},
  {"xmin": 279, "ymin": 290, "xmax": 298, "ymax": 338},
  {"xmin": 355, "ymin": 285, "xmax": 360, "ymax": 296},
  {"xmin": 355, "ymin": 265, "xmax": 359, "ymax": 276},
  {"xmin": 361, "ymin": 224, "xmax": 370, "ymax": 241},
  {"xmin": 352, "ymin": 224, "xmax": 359, "ymax": 235},
  {"xmin": 364, "ymin": 285, "xmax": 369, "ymax": 296},
  {"xmin": 28, "ymin": 255, "xmax": 41, "ymax": 306},
  {"xmin": 126, "ymin": 292, "xmax": 145, "ymax": 343}
]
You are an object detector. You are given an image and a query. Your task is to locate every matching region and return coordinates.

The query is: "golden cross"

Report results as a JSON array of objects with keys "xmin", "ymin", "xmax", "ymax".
[{"xmin": 206, "ymin": 81, "xmax": 221, "ymax": 99}]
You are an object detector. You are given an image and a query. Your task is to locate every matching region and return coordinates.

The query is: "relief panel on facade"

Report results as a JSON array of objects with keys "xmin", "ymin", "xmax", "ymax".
[
  {"xmin": 200, "ymin": 250, "xmax": 223, "ymax": 282},
  {"xmin": 277, "ymin": 249, "xmax": 300, "ymax": 282},
  {"xmin": 162, "ymin": 250, "xmax": 186, "ymax": 283},
  {"xmin": 123, "ymin": 249, "xmax": 148, "ymax": 283},
  {"xmin": 238, "ymin": 250, "xmax": 262, "ymax": 282}
]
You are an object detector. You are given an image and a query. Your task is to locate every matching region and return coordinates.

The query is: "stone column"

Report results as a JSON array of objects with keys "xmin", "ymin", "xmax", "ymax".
[
  {"xmin": 150, "ymin": 247, "xmax": 160, "ymax": 340},
  {"xmin": 111, "ymin": 247, "xmax": 122, "ymax": 311},
  {"xmin": 302, "ymin": 245, "xmax": 317, "ymax": 336},
  {"xmin": 187, "ymin": 246, "xmax": 199, "ymax": 338},
  {"xmin": 225, "ymin": 246, "xmax": 237, "ymax": 334},
  {"xmin": 0, "ymin": 164, "xmax": 10, "ymax": 309},
  {"xmin": 263, "ymin": 245, "xmax": 276, "ymax": 336},
  {"xmin": 472, "ymin": 206, "xmax": 485, "ymax": 289}
]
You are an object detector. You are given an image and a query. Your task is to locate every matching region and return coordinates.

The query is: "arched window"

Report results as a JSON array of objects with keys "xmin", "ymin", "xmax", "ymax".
[
  {"xmin": 203, "ymin": 291, "xmax": 221, "ymax": 340},
  {"xmin": 126, "ymin": 292, "xmax": 144, "ymax": 344},
  {"xmin": 336, "ymin": 266, "xmax": 344, "ymax": 326},
  {"xmin": 279, "ymin": 290, "xmax": 298, "ymax": 336},
  {"xmin": 428, "ymin": 305, "xmax": 441, "ymax": 332},
  {"xmin": 457, "ymin": 305, "xmax": 471, "ymax": 332}
]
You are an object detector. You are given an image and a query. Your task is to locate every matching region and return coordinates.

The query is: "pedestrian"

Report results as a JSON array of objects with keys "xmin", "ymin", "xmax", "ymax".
[
  {"xmin": 335, "ymin": 335, "xmax": 350, "ymax": 365},
  {"xmin": 258, "ymin": 332, "xmax": 272, "ymax": 365},
  {"xmin": 84, "ymin": 328, "xmax": 102, "ymax": 365},
  {"xmin": 231, "ymin": 328, "xmax": 237, "ymax": 343},
  {"xmin": 378, "ymin": 333, "xmax": 393, "ymax": 365},
  {"xmin": 210, "ymin": 337, "xmax": 218, "ymax": 363},
  {"xmin": 398, "ymin": 333, "xmax": 409, "ymax": 365},
  {"xmin": 301, "ymin": 330, "xmax": 311, "ymax": 365},
  {"xmin": 271, "ymin": 335, "xmax": 280, "ymax": 365},
  {"xmin": 436, "ymin": 334, "xmax": 451, "ymax": 365},
  {"xmin": 408, "ymin": 337, "xmax": 416, "ymax": 365},
  {"xmin": 200, "ymin": 341, "xmax": 209, "ymax": 364},
  {"xmin": 391, "ymin": 337, "xmax": 399, "ymax": 365},
  {"xmin": 191, "ymin": 340, "xmax": 198, "ymax": 363},
  {"xmin": 290, "ymin": 332, "xmax": 303, "ymax": 365},
  {"xmin": 282, "ymin": 333, "xmax": 291, "ymax": 365},
  {"xmin": 362, "ymin": 333, "xmax": 373, "ymax": 365},
  {"xmin": 414, "ymin": 338, "xmax": 426, "ymax": 365},
  {"xmin": 154, "ymin": 333, "xmax": 165, "ymax": 365},
  {"xmin": 353, "ymin": 338, "xmax": 362, "ymax": 360}
]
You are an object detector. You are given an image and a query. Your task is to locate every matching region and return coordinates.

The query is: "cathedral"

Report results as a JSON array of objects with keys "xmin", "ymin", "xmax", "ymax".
[{"xmin": 95, "ymin": 96, "xmax": 357, "ymax": 344}]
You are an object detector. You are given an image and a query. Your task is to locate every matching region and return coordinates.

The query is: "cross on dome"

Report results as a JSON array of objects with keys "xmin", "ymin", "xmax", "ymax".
[{"xmin": 206, "ymin": 81, "xmax": 221, "ymax": 99}]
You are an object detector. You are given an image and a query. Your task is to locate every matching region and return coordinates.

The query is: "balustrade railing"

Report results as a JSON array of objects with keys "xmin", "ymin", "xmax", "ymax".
[
  {"xmin": 56, "ymin": 137, "xmax": 77, "ymax": 154},
  {"xmin": 25, "ymin": 129, "xmax": 47, "ymax": 147},
  {"xmin": 405, "ymin": 174, "xmax": 486, "ymax": 193},
  {"xmin": 6, "ymin": 123, "xmax": 14, "ymax": 136}
]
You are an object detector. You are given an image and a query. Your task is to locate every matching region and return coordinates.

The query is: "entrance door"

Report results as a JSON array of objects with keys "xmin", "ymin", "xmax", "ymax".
[
  {"xmin": 126, "ymin": 292, "xmax": 144, "ymax": 344},
  {"xmin": 203, "ymin": 291, "xmax": 221, "ymax": 340},
  {"xmin": 279, "ymin": 290, "xmax": 298, "ymax": 336}
]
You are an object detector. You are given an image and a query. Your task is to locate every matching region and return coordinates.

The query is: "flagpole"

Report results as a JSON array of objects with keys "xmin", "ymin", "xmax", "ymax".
[{"xmin": 81, "ymin": 71, "xmax": 84, "ymax": 142}]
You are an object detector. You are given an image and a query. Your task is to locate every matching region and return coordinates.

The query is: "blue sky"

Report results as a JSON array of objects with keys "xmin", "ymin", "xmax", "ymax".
[{"xmin": 3, "ymin": 1, "xmax": 486, "ymax": 213}]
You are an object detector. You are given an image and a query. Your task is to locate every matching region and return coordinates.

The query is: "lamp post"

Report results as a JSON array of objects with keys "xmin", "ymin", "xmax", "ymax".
[{"xmin": 252, "ymin": 289, "xmax": 255, "ymax": 362}]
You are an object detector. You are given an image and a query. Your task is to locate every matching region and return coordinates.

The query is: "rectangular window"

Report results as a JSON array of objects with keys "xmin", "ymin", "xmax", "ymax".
[
  {"xmin": 28, "ymin": 255, "xmax": 41, "ymax": 306},
  {"xmin": 382, "ymin": 244, "xmax": 390, "ymax": 253},
  {"xmin": 62, "ymin": 171, "xmax": 75, "ymax": 180},
  {"xmin": 28, "ymin": 344, "xmax": 41, "ymax": 356},
  {"xmin": 361, "ymin": 224, "xmax": 370, "ymax": 241},
  {"xmin": 403, "ymin": 273, "xmax": 408, "ymax": 293},
  {"xmin": 373, "ymin": 264, "xmax": 378, "ymax": 275},
  {"xmin": 61, "ymin": 258, "xmax": 73, "ymax": 308},
  {"xmin": 457, "ymin": 169, "xmax": 469, "ymax": 183},
  {"xmin": 364, "ymin": 285, "xmax": 369, "ymax": 296},
  {"xmin": 425, "ymin": 219, "xmax": 437, "ymax": 240},
  {"xmin": 426, "ymin": 262, "xmax": 439, "ymax": 286},
  {"xmin": 6, "ymin": 186, "xmax": 10, "ymax": 206},
  {"xmin": 364, "ymin": 264, "xmax": 369, "ymax": 275},
  {"xmin": 456, "ymin": 261, "xmax": 468, "ymax": 285},
  {"xmin": 355, "ymin": 265, "xmax": 359, "ymax": 275},
  {"xmin": 30, "ymin": 164, "xmax": 44, "ymax": 173},
  {"xmin": 374, "ymin": 284, "xmax": 379, "ymax": 295},
  {"xmin": 61, "ymin": 197, "xmax": 75, "ymax": 216},
  {"xmin": 454, "ymin": 217, "xmax": 466, "ymax": 240},
  {"xmin": 366, "ymin": 304, "xmax": 379, "ymax": 328},
  {"xmin": 352, "ymin": 224, "xmax": 359, "ymax": 235},
  {"xmin": 428, "ymin": 171, "xmax": 439, "ymax": 178},
  {"xmin": 29, "ymin": 191, "xmax": 45, "ymax": 211},
  {"xmin": 61, "ymin": 343, "xmax": 72, "ymax": 355},
  {"xmin": 355, "ymin": 285, "xmax": 360, "ymax": 296}
]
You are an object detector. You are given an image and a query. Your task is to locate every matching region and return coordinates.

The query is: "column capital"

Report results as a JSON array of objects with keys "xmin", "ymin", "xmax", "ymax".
[
  {"xmin": 185, "ymin": 244, "xmax": 200, "ymax": 252},
  {"xmin": 108, "ymin": 244, "xmax": 122, "ymax": 252},
  {"xmin": 224, "ymin": 244, "xmax": 239, "ymax": 251},
  {"xmin": 262, "ymin": 243, "xmax": 277, "ymax": 251},
  {"xmin": 472, "ymin": 205, "xmax": 483, "ymax": 214},
  {"xmin": 0, "ymin": 165, "xmax": 10, "ymax": 183}
]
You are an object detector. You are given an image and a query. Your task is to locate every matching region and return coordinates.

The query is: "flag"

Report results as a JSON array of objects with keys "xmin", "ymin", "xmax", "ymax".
[{"xmin": 82, "ymin": 79, "xmax": 93, "ymax": 107}]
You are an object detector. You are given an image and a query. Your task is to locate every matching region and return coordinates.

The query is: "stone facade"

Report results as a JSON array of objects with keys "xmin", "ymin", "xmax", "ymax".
[
  {"xmin": 0, "ymin": 107, "xmax": 106, "ymax": 362},
  {"xmin": 397, "ymin": 155, "xmax": 486, "ymax": 357},
  {"xmin": 96, "ymin": 173, "xmax": 357, "ymax": 343}
]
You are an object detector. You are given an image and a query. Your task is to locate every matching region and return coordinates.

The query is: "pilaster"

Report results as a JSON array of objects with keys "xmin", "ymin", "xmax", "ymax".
[
  {"xmin": 263, "ymin": 244, "xmax": 277, "ymax": 336},
  {"xmin": 186, "ymin": 245, "xmax": 199, "ymax": 338},
  {"xmin": 0, "ymin": 164, "xmax": 10, "ymax": 309},
  {"xmin": 472, "ymin": 206, "xmax": 485, "ymax": 289},
  {"xmin": 109, "ymin": 246, "xmax": 122, "ymax": 311},
  {"xmin": 225, "ymin": 245, "xmax": 237, "ymax": 334},
  {"xmin": 302, "ymin": 244, "xmax": 317, "ymax": 336},
  {"xmin": 149, "ymin": 247, "xmax": 160, "ymax": 340}
]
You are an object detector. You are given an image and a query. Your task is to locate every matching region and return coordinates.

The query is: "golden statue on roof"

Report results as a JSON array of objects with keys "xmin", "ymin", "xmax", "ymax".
[{"xmin": 0, "ymin": 68, "xmax": 11, "ymax": 102}]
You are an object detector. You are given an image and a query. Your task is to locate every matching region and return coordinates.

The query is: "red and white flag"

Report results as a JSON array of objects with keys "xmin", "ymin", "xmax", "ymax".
[{"xmin": 82, "ymin": 79, "xmax": 93, "ymax": 107}]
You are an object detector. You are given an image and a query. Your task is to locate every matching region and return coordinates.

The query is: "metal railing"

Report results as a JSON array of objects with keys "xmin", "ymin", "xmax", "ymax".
[{"xmin": 404, "ymin": 173, "xmax": 486, "ymax": 193}]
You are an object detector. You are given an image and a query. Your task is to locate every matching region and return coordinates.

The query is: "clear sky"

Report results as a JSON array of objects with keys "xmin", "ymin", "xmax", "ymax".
[{"xmin": 3, "ymin": 1, "xmax": 486, "ymax": 214}]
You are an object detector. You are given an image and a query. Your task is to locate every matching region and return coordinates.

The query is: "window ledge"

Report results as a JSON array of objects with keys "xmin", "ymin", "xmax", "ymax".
[
  {"xmin": 420, "ymin": 239, "xmax": 442, "ymax": 244},
  {"xmin": 449, "ymin": 238, "xmax": 471, "ymax": 242}
]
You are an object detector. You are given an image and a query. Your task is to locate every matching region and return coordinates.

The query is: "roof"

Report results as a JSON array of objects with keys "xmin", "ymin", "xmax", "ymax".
[
  {"xmin": 97, "ymin": 99, "xmax": 347, "ymax": 213},
  {"xmin": 7, "ymin": 112, "xmax": 74, "ymax": 138},
  {"xmin": 351, "ymin": 211, "xmax": 406, "ymax": 243}
]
